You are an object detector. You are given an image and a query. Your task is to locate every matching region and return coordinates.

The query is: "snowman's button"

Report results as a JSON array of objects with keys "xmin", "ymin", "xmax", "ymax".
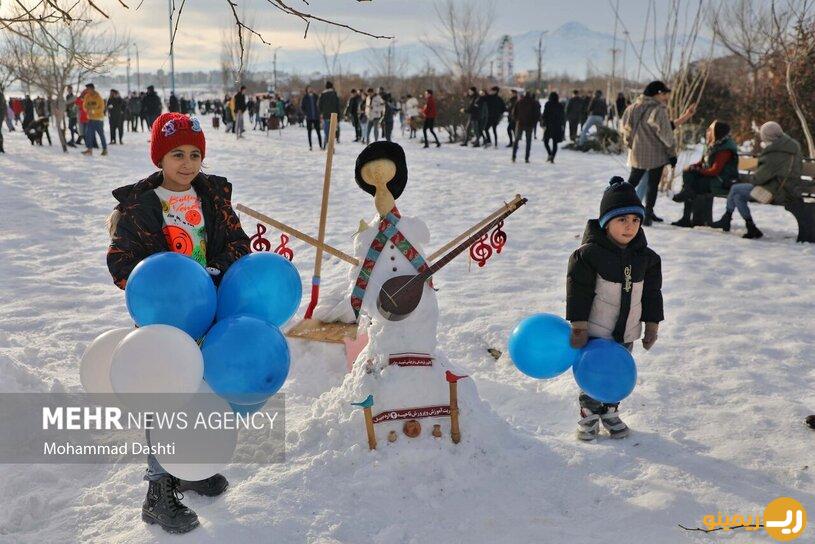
[
  {"xmin": 390, "ymin": 256, "xmax": 395, "ymax": 261},
  {"xmin": 390, "ymin": 244, "xmax": 395, "ymax": 249},
  {"xmin": 392, "ymin": 267, "xmax": 397, "ymax": 272}
]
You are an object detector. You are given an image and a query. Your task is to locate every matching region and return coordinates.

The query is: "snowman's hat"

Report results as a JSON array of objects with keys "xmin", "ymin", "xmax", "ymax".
[{"xmin": 355, "ymin": 141, "xmax": 408, "ymax": 199}]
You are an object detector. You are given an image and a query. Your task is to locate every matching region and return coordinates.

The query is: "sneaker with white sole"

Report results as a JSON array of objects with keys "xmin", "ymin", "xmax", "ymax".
[{"xmin": 601, "ymin": 406, "xmax": 630, "ymax": 439}]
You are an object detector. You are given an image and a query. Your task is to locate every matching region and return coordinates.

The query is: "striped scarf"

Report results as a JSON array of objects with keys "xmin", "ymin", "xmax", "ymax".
[{"xmin": 350, "ymin": 207, "xmax": 429, "ymax": 318}]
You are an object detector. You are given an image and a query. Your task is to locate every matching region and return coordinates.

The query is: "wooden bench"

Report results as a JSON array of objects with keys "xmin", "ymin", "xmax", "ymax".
[{"xmin": 690, "ymin": 156, "xmax": 815, "ymax": 242}]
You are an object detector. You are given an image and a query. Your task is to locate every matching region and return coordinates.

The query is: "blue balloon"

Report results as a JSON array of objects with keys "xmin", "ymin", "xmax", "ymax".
[
  {"xmin": 508, "ymin": 313, "xmax": 580, "ymax": 379},
  {"xmin": 125, "ymin": 252, "xmax": 216, "ymax": 340},
  {"xmin": 217, "ymin": 252, "xmax": 302, "ymax": 326},
  {"xmin": 229, "ymin": 399, "xmax": 268, "ymax": 415},
  {"xmin": 202, "ymin": 315, "xmax": 290, "ymax": 404},
  {"xmin": 572, "ymin": 339, "xmax": 637, "ymax": 403}
]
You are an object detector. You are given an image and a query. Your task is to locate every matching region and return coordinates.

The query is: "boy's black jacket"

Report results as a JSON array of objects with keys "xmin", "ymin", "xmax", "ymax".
[
  {"xmin": 107, "ymin": 171, "xmax": 251, "ymax": 289},
  {"xmin": 566, "ymin": 220, "xmax": 663, "ymax": 341}
]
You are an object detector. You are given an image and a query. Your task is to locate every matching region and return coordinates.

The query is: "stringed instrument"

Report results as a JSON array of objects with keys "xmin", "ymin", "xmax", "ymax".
[{"xmin": 377, "ymin": 197, "xmax": 528, "ymax": 321}]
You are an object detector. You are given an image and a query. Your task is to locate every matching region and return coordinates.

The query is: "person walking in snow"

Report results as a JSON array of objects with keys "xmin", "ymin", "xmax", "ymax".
[
  {"xmin": 233, "ymin": 86, "xmax": 247, "ymax": 139},
  {"xmin": 318, "ymin": 81, "xmax": 341, "ymax": 148},
  {"xmin": 567, "ymin": 177, "xmax": 663, "ymax": 441},
  {"xmin": 142, "ymin": 85, "xmax": 163, "ymax": 129},
  {"xmin": 404, "ymin": 93, "xmax": 419, "ymax": 139},
  {"xmin": 421, "ymin": 89, "xmax": 441, "ymax": 148},
  {"xmin": 565, "ymin": 89, "xmax": 583, "ymax": 142},
  {"xmin": 505, "ymin": 88, "xmax": 519, "ymax": 148},
  {"xmin": 345, "ymin": 88, "xmax": 363, "ymax": 142},
  {"xmin": 540, "ymin": 91, "xmax": 565, "ymax": 163},
  {"xmin": 484, "ymin": 86, "xmax": 506, "ymax": 147},
  {"xmin": 461, "ymin": 87, "xmax": 482, "ymax": 147},
  {"xmin": 107, "ymin": 89, "xmax": 126, "ymax": 145},
  {"xmin": 81, "ymin": 83, "xmax": 107, "ymax": 156},
  {"xmin": 511, "ymin": 91, "xmax": 539, "ymax": 163},
  {"xmin": 300, "ymin": 85, "xmax": 322, "ymax": 150},
  {"xmin": 106, "ymin": 112, "xmax": 250, "ymax": 534}
]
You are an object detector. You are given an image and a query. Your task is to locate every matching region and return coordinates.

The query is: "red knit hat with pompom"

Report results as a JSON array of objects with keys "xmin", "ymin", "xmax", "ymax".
[{"xmin": 150, "ymin": 112, "xmax": 206, "ymax": 167}]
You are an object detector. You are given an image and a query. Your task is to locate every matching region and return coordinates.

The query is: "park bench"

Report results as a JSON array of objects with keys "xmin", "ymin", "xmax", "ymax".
[{"xmin": 689, "ymin": 156, "xmax": 815, "ymax": 242}]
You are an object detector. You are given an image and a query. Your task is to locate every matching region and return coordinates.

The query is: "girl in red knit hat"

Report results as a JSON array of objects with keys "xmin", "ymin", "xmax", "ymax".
[{"xmin": 106, "ymin": 112, "xmax": 250, "ymax": 534}]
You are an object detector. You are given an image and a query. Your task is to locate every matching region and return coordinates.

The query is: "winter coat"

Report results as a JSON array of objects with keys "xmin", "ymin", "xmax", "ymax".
[
  {"xmin": 751, "ymin": 133, "xmax": 804, "ymax": 205},
  {"xmin": 620, "ymin": 95, "xmax": 676, "ymax": 170},
  {"xmin": 697, "ymin": 137, "xmax": 739, "ymax": 193},
  {"xmin": 477, "ymin": 95, "xmax": 490, "ymax": 125},
  {"xmin": 301, "ymin": 93, "xmax": 319, "ymax": 120},
  {"xmin": 464, "ymin": 94, "xmax": 480, "ymax": 119},
  {"xmin": 107, "ymin": 96, "xmax": 126, "ymax": 121},
  {"xmin": 0, "ymin": 92, "xmax": 6, "ymax": 124},
  {"xmin": 318, "ymin": 89, "xmax": 341, "ymax": 117},
  {"xmin": 565, "ymin": 96, "xmax": 582, "ymax": 120},
  {"xmin": 541, "ymin": 99, "xmax": 566, "ymax": 142},
  {"xmin": 587, "ymin": 96, "xmax": 607, "ymax": 117},
  {"xmin": 107, "ymin": 171, "xmax": 251, "ymax": 290},
  {"xmin": 127, "ymin": 96, "xmax": 141, "ymax": 117},
  {"xmin": 485, "ymin": 94, "xmax": 506, "ymax": 124},
  {"xmin": 233, "ymin": 92, "xmax": 246, "ymax": 113},
  {"xmin": 404, "ymin": 97, "xmax": 420, "ymax": 118},
  {"xmin": 506, "ymin": 95, "xmax": 518, "ymax": 120},
  {"xmin": 83, "ymin": 90, "xmax": 105, "ymax": 121},
  {"xmin": 615, "ymin": 96, "xmax": 628, "ymax": 116},
  {"xmin": 345, "ymin": 94, "xmax": 362, "ymax": 117},
  {"xmin": 142, "ymin": 90, "xmax": 162, "ymax": 117},
  {"xmin": 365, "ymin": 94, "xmax": 385, "ymax": 119},
  {"xmin": 421, "ymin": 95, "xmax": 437, "ymax": 119},
  {"xmin": 512, "ymin": 95, "xmax": 539, "ymax": 129},
  {"xmin": 169, "ymin": 94, "xmax": 179, "ymax": 113},
  {"xmin": 567, "ymin": 220, "xmax": 663, "ymax": 344}
]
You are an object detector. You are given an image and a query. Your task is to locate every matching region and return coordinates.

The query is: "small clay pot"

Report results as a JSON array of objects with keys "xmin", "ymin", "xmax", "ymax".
[
  {"xmin": 403, "ymin": 419, "xmax": 421, "ymax": 438},
  {"xmin": 432, "ymin": 424, "xmax": 442, "ymax": 438},
  {"xmin": 387, "ymin": 430, "xmax": 398, "ymax": 443}
]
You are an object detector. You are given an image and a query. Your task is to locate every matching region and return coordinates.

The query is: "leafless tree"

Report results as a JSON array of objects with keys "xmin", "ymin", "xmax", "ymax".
[
  {"xmin": 221, "ymin": 12, "xmax": 258, "ymax": 89},
  {"xmin": 366, "ymin": 39, "xmax": 407, "ymax": 89},
  {"xmin": 1, "ymin": 3, "xmax": 126, "ymax": 152},
  {"xmin": 3, "ymin": 1, "xmax": 392, "ymax": 73},
  {"xmin": 420, "ymin": 0, "xmax": 496, "ymax": 86},
  {"xmin": 315, "ymin": 28, "xmax": 348, "ymax": 84}
]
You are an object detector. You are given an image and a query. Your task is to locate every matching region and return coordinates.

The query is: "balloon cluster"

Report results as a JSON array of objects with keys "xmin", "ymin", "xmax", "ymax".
[
  {"xmin": 80, "ymin": 252, "xmax": 302, "ymax": 479},
  {"xmin": 508, "ymin": 313, "xmax": 637, "ymax": 403}
]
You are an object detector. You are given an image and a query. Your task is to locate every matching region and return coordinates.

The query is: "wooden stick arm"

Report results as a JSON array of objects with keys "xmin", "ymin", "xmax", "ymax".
[
  {"xmin": 236, "ymin": 203, "xmax": 359, "ymax": 266},
  {"xmin": 428, "ymin": 194, "xmax": 526, "ymax": 262}
]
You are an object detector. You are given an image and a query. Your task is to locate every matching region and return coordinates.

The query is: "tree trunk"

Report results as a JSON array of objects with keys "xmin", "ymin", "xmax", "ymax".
[
  {"xmin": 53, "ymin": 97, "xmax": 68, "ymax": 153},
  {"xmin": 785, "ymin": 61, "xmax": 815, "ymax": 158}
]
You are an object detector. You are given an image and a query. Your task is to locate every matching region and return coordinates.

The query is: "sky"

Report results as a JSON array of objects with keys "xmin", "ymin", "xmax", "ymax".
[{"xmin": 102, "ymin": 0, "xmax": 663, "ymax": 74}]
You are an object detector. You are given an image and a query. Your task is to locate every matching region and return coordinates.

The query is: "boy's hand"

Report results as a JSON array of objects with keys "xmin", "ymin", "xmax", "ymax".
[
  {"xmin": 642, "ymin": 322, "xmax": 659, "ymax": 350},
  {"xmin": 569, "ymin": 322, "xmax": 589, "ymax": 349}
]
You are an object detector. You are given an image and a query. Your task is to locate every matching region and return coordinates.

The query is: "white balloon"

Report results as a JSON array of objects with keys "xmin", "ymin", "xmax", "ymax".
[
  {"xmin": 110, "ymin": 325, "xmax": 203, "ymax": 411},
  {"xmin": 152, "ymin": 380, "xmax": 237, "ymax": 481},
  {"xmin": 80, "ymin": 328, "xmax": 133, "ymax": 394}
]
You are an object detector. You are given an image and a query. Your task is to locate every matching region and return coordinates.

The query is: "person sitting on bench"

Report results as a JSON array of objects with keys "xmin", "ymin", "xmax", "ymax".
[
  {"xmin": 671, "ymin": 120, "xmax": 738, "ymax": 227},
  {"xmin": 711, "ymin": 121, "xmax": 803, "ymax": 239}
]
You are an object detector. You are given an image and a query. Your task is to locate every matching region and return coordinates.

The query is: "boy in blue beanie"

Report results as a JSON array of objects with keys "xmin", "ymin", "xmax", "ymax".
[{"xmin": 566, "ymin": 177, "xmax": 664, "ymax": 441}]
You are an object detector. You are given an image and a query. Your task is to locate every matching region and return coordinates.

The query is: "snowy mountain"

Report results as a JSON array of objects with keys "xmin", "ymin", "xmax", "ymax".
[{"xmin": 265, "ymin": 21, "xmax": 720, "ymax": 80}]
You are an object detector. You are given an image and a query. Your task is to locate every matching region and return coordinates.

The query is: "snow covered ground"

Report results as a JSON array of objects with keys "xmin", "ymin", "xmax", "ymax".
[{"xmin": 1, "ymin": 119, "xmax": 813, "ymax": 544}]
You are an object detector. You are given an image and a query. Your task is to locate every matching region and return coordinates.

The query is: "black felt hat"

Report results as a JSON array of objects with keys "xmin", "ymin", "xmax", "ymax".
[
  {"xmin": 354, "ymin": 141, "xmax": 408, "ymax": 199},
  {"xmin": 643, "ymin": 80, "xmax": 671, "ymax": 97}
]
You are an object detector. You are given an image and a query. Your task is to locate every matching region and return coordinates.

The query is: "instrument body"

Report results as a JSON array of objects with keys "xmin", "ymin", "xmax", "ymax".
[{"xmin": 376, "ymin": 197, "xmax": 527, "ymax": 321}]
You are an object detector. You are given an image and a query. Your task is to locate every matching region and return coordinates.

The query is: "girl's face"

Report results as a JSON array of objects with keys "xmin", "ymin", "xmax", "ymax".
[
  {"xmin": 606, "ymin": 214, "xmax": 641, "ymax": 246},
  {"xmin": 160, "ymin": 145, "xmax": 202, "ymax": 189}
]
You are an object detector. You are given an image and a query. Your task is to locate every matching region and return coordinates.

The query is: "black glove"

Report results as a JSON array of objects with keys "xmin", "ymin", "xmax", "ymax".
[{"xmin": 669, "ymin": 156, "xmax": 678, "ymax": 168}]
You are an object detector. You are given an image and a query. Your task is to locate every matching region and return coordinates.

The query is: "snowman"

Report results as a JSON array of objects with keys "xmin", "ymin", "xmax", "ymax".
[{"xmin": 315, "ymin": 142, "xmax": 471, "ymax": 443}]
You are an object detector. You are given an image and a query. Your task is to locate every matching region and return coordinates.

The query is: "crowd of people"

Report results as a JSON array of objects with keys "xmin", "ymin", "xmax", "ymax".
[{"xmin": 3, "ymin": 77, "xmax": 807, "ymax": 242}]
